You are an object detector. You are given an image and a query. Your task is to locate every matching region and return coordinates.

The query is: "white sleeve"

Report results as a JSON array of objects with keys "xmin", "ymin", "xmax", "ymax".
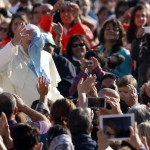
[{"xmin": 0, "ymin": 41, "xmax": 18, "ymax": 72}]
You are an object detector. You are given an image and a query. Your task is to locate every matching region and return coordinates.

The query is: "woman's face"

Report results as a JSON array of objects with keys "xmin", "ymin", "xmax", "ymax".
[
  {"xmin": 134, "ymin": 10, "xmax": 147, "ymax": 28},
  {"xmin": 32, "ymin": 6, "xmax": 42, "ymax": 25},
  {"xmin": 0, "ymin": 22, "xmax": 9, "ymax": 40},
  {"xmin": 72, "ymin": 40, "xmax": 87, "ymax": 60},
  {"xmin": 104, "ymin": 23, "xmax": 120, "ymax": 42},
  {"xmin": 60, "ymin": 7, "xmax": 75, "ymax": 27},
  {"xmin": 12, "ymin": 18, "xmax": 25, "ymax": 33}
]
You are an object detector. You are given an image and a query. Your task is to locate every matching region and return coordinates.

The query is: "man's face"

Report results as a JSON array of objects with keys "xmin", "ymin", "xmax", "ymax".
[
  {"xmin": 101, "ymin": 78, "xmax": 117, "ymax": 91},
  {"xmin": 20, "ymin": 30, "xmax": 34, "ymax": 54},
  {"xmin": 118, "ymin": 86, "xmax": 133, "ymax": 107}
]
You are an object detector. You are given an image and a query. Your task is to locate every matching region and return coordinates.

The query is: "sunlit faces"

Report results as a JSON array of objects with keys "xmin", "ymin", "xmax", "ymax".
[
  {"xmin": 118, "ymin": 86, "xmax": 132, "ymax": 107},
  {"xmin": 134, "ymin": 10, "xmax": 147, "ymax": 28},
  {"xmin": 60, "ymin": 7, "xmax": 75, "ymax": 26},
  {"xmin": 104, "ymin": 23, "xmax": 120, "ymax": 41},
  {"xmin": 20, "ymin": 30, "xmax": 34, "ymax": 54},
  {"xmin": 12, "ymin": 18, "xmax": 25, "ymax": 33},
  {"xmin": 72, "ymin": 40, "xmax": 86, "ymax": 60}
]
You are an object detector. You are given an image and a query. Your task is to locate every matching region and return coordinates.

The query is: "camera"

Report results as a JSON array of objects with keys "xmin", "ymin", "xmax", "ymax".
[
  {"xmin": 62, "ymin": 1, "xmax": 71, "ymax": 7},
  {"xmin": 86, "ymin": 60, "xmax": 94, "ymax": 66}
]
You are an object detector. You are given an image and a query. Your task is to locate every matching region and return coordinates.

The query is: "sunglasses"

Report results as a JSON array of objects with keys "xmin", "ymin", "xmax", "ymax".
[
  {"xmin": 72, "ymin": 43, "xmax": 85, "ymax": 48},
  {"xmin": 0, "ymin": 27, "xmax": 7, "ymax": 32}
]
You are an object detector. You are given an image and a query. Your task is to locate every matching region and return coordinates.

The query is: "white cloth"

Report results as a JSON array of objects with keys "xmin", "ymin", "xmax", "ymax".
[{"xmin": 0, "ymin": 41, "xmax": 63, "ymax": 106}]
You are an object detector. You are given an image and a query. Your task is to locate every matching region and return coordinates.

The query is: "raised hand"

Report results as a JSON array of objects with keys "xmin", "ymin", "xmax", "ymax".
[
  {"xmin": 99, "ymin": 96, "xmax": 122, "ymax": 115},
  {"xmin": 127, "ymin": 84, "xmax": 138, "ymax": 104},
  {"xmin": 0, "ymin": 112, "xmax": 13, "ymax": 149},
  {"xmin": 11, "ymin": 22, "xmax": 27, "ymax": 46},
  {"xmin": 52, "ymin": 22, "xmax": 63, "ymax": 36},
  {"xmin": 36, "ymin": 76, "xmax": 49, "ymax": 99},
  {"xmin": 127, "ymin": 123, "xmax": 146, "ymax": 150}
]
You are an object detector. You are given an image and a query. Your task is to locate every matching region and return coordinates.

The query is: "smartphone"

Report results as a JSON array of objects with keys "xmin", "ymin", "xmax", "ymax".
[
  {"xmin": 86, "ymin": 60, "xmax": 94, "ymax": 66},
  {"xmin": 144, "ymin": 26, "xmax": 150, "ymax": 33},
  {"xmin": 87, "ymin": 97, "xmax": 106, "ymax": 109}
]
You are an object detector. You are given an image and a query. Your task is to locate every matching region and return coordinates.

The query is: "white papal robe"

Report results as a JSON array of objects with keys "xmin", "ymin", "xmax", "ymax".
[{"xmin": 0, "ymin": 41, "xmax": 63, "ymax": 106}]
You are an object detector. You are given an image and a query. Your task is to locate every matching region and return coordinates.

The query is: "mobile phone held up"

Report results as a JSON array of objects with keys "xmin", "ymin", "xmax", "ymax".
[{"xmin": 86, "ymin": 97, "xmax": 111, "ymax": 109}]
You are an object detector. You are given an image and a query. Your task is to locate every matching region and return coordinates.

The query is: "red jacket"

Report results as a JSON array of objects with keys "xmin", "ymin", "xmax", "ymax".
[{"xmin": 39, "ymin": 14, "xmax": 94, "ymax": 54}]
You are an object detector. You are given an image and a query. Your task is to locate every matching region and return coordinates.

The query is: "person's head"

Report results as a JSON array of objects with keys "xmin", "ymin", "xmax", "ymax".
[
  {"xmin": 115, "ymin": 1, "xmax": 129, "ymax": 18},
  {"xmin": 0, "ymin": 92, "xmax": 17, "ymax": 120},
  {"xmin": 20, "ymin": 24, "xmax": 41, "ymax": 54},
  {"xmin": 117, "ymin": 75, "xmax": 137, "ymax": 107},
  {"xmin": 97, "ymin": 6, "xmax": 109, "ymax": 25},
  {"xmin": 131, "ymin": 4, "xmax": 148, "ymax": 28},
  {"xmin": 98, "ymin": 88, "xmax": 120, "ymax": 101},
  {"xmin": 128, "ymin": 104, "xmax": 150, "ymax": 125},
  {"xmin": 31, "ymin": 3, "xmax": 42, "ymax": 25},
  {"xmin": 50, "ymin": 98, "xmax": 76, "ymax": 126},
  {"xmin": 7, "ymin": 13, "xmax": 28, "ymax": 38},
  {"xmin": 43, "ymin": 32, "xmax": 56, "ymax": 54},
  {"xmin": 12, "ymin": 123, "xmax": 40, "ymax": 150},
  {"xmin": 80, "ymin": 0, "xmax": 91, "ymax": 16},
  {"xmin": 59, "ymin": 2, "xmax": 78, "ymax": 28},
  {"xmin": 66, "ymin": 34, "xmax": 90, "ymax": 60},
  {"xmin": 47, "ymin": 124, "xmax": 74, "ymax": 150},
  {"xmin": 68, "ymin": 107, "xmax": 93, "ymax": 136},
  {"xmin": 138, "ymin": 121, "xmax": 150, "ymax": 148},
  {"xmin": 99, "ymin": 73, "xmax": 118, "ymax": 91},
  {"xmin": 0, "ymin": 18, "xmax": 11, "ymax": 41},
  {"xmin": 99, "ymin": 18, "xmax": 126, "ymax": 52},
  {"xmin": 40, "ymin": 3, "xmax": 53, "ymax": 16}
]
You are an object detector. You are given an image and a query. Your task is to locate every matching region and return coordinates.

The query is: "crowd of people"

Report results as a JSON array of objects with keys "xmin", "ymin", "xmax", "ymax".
[{"xmin": 0, "ymin": 0, "xmax": 150, "ymax": 150}]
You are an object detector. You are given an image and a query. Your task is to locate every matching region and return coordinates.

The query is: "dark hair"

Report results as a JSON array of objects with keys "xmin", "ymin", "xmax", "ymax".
[
  {"xmin": 31, "ymin": 3, "xmax": 42, "ymax": 16},
  {"xmin": 127, "ymin": 4, "xmax": 148, "ymax": 43},
  {"xmin": 100, "ymin": 73, "xmax": 118, "ymax": 87},
  {"xmin": 12, "ymin": 123, "xmax": 40, "ymax": 150},
  {"xmin": 68, "ymin": 108, "xmax": 91, "ymax": 135},
  {"xmin": 7, "ymin": 13, "xmax": 28, "ymax": 38},
  {"xmin": 47, "ymin": 124, "xmax": 71, "ymax": 146},
  {"xmin": 85, "ymin": 50, "xmax": 106, "ymax": 68},
  {"xmin": 50, "ymin": 98, "xmax": 76, "ymax": 126},
  {"xmin": 99, "ymin": 18, "xmax": 126, "ymax": 53},
  {"xmin": 0, "ymin": 92, "xmax": 16, "ymax": 118},
  {"xmin": 66, "ymin": 34, "xmax": 90, "ymax": 59}
]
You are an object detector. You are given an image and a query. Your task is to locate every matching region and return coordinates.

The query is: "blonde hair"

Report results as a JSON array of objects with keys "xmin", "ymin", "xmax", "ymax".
[{"xmin": 138, "ymin": 121, "xmax": 150, "ymax": 144}]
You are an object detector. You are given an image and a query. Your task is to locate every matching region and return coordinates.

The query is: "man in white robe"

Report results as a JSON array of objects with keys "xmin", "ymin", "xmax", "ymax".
[{"xmin": 0, "ymin": 23, "xmax": 63, "ymax": 106}]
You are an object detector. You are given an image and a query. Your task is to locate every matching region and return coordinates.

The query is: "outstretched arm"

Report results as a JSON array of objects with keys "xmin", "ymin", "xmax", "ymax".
[{"xmin": 0, "ymin": 23, "xmax": 27, "ymax": 72}]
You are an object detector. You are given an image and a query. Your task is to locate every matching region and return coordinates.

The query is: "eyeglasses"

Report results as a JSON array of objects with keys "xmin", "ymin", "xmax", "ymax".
[
  {"xmin": 0, "ymin": 27, "xmax": 7, "ymax": 32},
  {"xmin": 105, "ymin": 27, "xmax": 119, "ymax": 32},
  {"xmin": 72, "ymin": 43, "xmax": 85, "ymax": 48}
]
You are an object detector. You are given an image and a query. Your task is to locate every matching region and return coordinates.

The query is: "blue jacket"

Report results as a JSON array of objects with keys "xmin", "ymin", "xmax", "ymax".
[
  {"xmin": 96, "ymin": 45, "xmax": 132, "ymax": 77},
  {"xmin": 72, "ymin": 134, "xmax": 97, "ymax": 150}
]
